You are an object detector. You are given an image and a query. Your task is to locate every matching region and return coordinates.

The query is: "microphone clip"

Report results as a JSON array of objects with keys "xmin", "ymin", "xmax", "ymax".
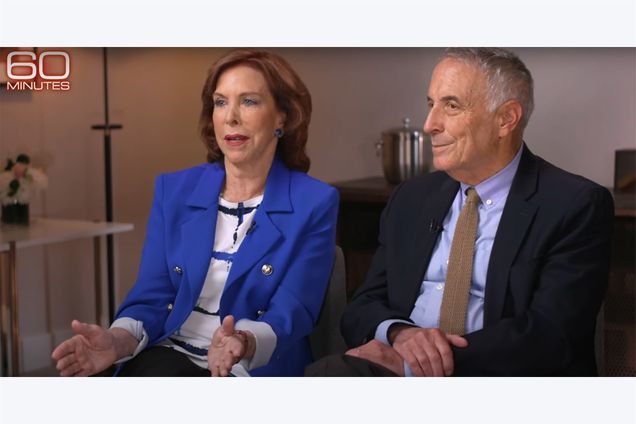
[{"xmin": 429, "ymin": 219, "xmax": 443, "ymax": 234}]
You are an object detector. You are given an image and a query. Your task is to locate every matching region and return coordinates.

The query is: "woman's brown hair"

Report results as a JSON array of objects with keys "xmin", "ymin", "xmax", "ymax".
[{"xmin": 199, "ymin": 49, "xmax": 312, "ymax": 172}]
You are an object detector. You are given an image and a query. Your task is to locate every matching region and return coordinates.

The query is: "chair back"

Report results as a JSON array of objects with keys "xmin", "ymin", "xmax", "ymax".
[
  {"xmin": 309, "ymin": 246, "xmax": 347, "ymax": 360},
  {"xmin": 595, "ymin": 304, "xmax": 605, "ymax": 376}
]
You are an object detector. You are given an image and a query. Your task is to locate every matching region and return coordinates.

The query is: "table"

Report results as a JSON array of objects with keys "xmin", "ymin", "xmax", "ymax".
[{"xmin": 0, "ymin": 218, "xmax": 134, "ymax": 376}]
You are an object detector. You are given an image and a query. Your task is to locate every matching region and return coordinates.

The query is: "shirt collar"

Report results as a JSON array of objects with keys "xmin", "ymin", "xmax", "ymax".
[{"xmin": 460, "ymin": 143, "xmax": 524, "ymax": 208}]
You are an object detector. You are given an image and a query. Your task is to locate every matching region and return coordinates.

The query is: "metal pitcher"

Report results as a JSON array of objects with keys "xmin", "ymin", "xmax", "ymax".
[{"xmin": 375, "ymin": 118, "xmax": 432, "ymax": 184}]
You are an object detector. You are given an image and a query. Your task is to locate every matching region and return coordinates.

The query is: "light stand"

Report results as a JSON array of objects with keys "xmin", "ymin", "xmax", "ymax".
[{"xmin": 91, "ymin": 48, "xmax": 122, "ymax": 323}]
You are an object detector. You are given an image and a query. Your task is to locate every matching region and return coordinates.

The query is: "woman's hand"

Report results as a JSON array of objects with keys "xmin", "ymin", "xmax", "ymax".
[
  {"xmin": 208, "ymin": 315, "xmax": 254, "ymax": 377},
  {"xmin": 51, "ymin": 320, "xmax": 123, "ymax": 376}
]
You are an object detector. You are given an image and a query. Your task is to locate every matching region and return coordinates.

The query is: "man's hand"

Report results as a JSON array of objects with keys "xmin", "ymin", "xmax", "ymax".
[
  {"xmin": 390, "ymin": 325, "xmax": 468, "ymax": 377},
  {"xmin": 51, "ymin": 320, "xmax": 122, "ymax": 377},
  {"xmin": 345, "ymin": 340, "xmax": 405, "ymax": 376}
]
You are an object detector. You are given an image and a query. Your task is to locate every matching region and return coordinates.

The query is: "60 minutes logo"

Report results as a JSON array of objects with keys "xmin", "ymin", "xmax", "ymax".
[{"xmin": 4, "ymin": 50, "xmax": 71, "ymax": 91}]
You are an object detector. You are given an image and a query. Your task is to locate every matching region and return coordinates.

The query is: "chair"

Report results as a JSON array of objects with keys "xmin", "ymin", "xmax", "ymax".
[
  {"xmin": 309, "ymin": 246, "xmax": 348, "ymax": 360},
  {"xmin": 594, "ymin": 304, "xmax": 605, "ymax": 376}
]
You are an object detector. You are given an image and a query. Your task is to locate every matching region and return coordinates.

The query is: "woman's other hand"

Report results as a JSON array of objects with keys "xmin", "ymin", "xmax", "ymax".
[{"xmin": 208, "ymin": 315, "xmax": 254, "ymax": 377}]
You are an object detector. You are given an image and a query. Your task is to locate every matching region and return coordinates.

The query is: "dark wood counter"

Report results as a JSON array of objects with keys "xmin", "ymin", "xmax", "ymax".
[{"xmin": 332, "ymin": 177, "xmax": 396, "ymax": 299}]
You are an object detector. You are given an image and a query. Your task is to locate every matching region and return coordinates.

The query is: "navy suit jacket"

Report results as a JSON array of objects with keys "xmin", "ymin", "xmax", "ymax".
[
  {"xmin": 341, "ymin": 146, "xmax": 614, "ymax": 376},
  {"xmin": 116, "ymin": 157, "xmax": 339, "ymax": 376}
]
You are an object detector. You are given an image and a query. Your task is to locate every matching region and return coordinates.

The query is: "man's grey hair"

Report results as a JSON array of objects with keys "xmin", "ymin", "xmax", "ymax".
[{"xmin": 442, "ymin": 48, "xmax": 534, "ymax": 129}]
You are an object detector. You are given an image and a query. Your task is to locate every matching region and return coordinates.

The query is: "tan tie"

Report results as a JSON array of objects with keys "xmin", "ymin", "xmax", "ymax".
[{"xmin": 439, "ymin": 187, "xmax": 481, "ymax": 335}]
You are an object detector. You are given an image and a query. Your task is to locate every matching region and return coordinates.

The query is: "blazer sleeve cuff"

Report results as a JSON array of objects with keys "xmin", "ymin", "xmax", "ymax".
[
  {"xmin": 235, "ymin": 318, "xmax": 277, "ymax": 371},
  {"xmin": 110, "ymin": 317, "xmax": 149, "ymax": 363}
]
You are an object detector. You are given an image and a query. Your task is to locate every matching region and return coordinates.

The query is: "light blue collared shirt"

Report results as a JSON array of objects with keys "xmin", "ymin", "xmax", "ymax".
[{"xmin": 375, "ymin": 145, "xmax": 524, "ymax": 376}]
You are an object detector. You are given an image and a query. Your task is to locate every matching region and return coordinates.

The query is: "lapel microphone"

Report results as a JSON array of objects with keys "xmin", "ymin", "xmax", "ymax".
[{"xmin": 429, "ymin": 219, "xmax": 443, "ymax": 234}]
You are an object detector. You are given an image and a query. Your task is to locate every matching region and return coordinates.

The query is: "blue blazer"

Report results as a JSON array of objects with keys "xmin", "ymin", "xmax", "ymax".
[{"xmin": 116, "ymin": 156, "xmax": 339, "ymax": 376}]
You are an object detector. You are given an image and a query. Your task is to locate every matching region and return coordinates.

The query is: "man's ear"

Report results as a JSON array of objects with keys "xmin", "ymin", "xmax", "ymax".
[{"xmin": 497, "ymin": 100, "xmax": 523, "ymax": 137}]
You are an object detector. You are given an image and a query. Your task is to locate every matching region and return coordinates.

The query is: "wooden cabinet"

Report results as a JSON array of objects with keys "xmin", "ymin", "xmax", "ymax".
[
  {"xmin": 606, "ymin": 192, "xmax": 635, "ymax": 376},
  {"xmin": 333, "ymin": 177, "xmax": 395, "ymax": 299}
]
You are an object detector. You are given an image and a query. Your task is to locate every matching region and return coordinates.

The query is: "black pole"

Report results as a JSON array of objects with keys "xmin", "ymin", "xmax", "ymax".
[
  {"xmin": 103, "ymin": 48, "xmax": 113, "ymax": 222},
  {"xmin": 91, "ymin": 47, "xmax": 122, "ymax": 324}
]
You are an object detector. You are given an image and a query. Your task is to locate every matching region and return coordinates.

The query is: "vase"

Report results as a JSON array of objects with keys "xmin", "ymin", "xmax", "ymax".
[{"xmin": 1, "ymin": 203, "xmax": 30, "ymax": 225}]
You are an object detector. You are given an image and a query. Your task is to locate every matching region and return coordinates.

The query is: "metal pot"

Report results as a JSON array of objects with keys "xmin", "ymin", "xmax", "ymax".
[{"xmin": 375, "ymin": 118, "xmax": 432, "ymax": 184}]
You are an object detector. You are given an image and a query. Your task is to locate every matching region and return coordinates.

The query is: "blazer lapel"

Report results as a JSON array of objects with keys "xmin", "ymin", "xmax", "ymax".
[
  {"xmin": 402, "ymin": 176, "xmax": 459, "ymax": 309},
  {"xmin": 181, "ymin": 164, "xmax": 224, "ymax": 298},
  {"xmin": 484, "ymin": 145, "xmax": 539, "ymax": 325},
  {"xmin": 222, "ymin": 157, "xmax": 291, "ymax": 296}
]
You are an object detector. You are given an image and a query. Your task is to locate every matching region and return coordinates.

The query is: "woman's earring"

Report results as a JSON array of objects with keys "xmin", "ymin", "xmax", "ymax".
[{"xmin": 274, "ymin": 128, "xmax": 284, "ymax": 139}]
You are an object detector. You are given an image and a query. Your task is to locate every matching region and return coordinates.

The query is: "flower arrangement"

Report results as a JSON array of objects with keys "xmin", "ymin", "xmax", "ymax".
[{"xmin": 0, "ymin": 153, "xmax": 48, "ymax": 224}]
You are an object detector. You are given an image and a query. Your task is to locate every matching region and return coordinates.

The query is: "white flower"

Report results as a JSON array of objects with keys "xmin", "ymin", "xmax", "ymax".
[
  {"xmin": 0, "ymin": 166, "xmax": 48, "ymax": 206},
  {"xmin": 28, "ymin": 167, "xmax": 48, "ymax": 190}
]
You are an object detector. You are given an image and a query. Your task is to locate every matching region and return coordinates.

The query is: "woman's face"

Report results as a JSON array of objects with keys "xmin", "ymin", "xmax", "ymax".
[{"xmin": 212, "ymin": 65, "xmax": 285, "ymax": 172}]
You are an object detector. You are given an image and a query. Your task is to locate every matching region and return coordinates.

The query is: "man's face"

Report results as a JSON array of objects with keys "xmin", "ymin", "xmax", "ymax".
[{"xmin": 423, "ymin": 58, "xmax": 501, "ymax": 184}]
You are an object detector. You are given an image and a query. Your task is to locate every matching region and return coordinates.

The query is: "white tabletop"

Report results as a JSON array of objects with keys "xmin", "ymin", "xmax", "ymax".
[{"xmin": 0, "ymin": 218, "xmax": 134, "ymax": 252}]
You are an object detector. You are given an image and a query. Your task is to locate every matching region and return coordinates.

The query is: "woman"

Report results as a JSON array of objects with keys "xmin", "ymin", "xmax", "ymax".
[{"xmin": 51, "ymin": 50, "xmax": 338, "ymax": 377}]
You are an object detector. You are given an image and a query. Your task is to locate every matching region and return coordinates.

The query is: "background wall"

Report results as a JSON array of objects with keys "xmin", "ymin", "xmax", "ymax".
[{"xmin": 0, "ymin": 48, "xmax": 634, "ymax": 372}]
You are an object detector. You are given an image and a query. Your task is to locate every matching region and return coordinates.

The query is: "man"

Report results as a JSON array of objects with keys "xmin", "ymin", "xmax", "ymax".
[{"xmin": 307, "ymin": 48, "xmax": 614, "ymax": 377}]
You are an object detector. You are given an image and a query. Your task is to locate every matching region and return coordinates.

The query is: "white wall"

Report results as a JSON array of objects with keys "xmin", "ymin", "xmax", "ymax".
[
  {"xmin": 0, "ymin": 48, "xmax": 634, "ymax": 372},
  {"xmin": 520, "ymin": 48, "xmax": 636, "ymax": 185}
]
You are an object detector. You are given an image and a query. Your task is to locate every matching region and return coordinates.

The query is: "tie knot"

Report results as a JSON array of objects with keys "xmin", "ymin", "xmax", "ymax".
[{"xmin": 465, "ymin": 187, "xmax": 481, "ymax": 205}]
